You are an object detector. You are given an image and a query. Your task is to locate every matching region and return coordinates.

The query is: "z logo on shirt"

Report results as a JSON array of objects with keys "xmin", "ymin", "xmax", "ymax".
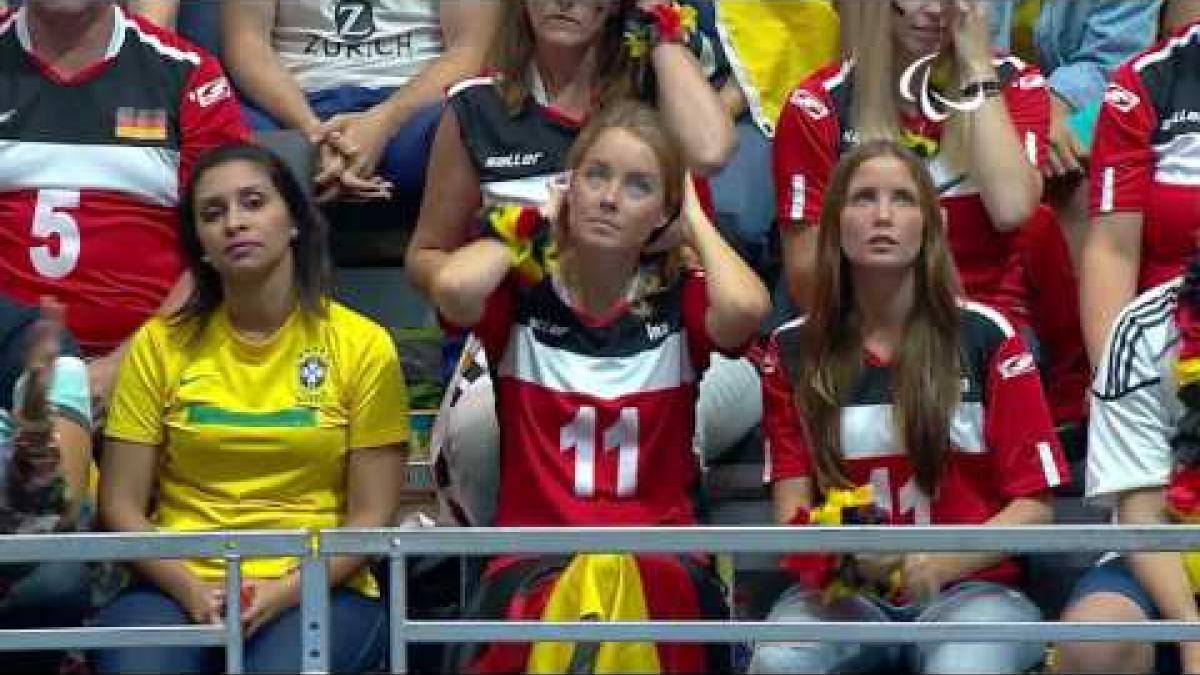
[
  {"xmin": 1104, "ymin": 83, "xmax": 1141, "ymax": 114},
  {"xmin": 335, "ymin": 0, "xmax": 376, "ymax": 41},
  {"xmin": 998, "ymin": 352, "xmax": 1036, "ymax": 380}
]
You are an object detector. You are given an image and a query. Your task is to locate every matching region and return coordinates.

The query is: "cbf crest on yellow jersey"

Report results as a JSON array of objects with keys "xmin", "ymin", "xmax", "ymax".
[
  {"xmin": 105, "ymin": 301, "xmax": 409, "ymax": 596},
  {"xmin": 296, "ymin": 346, "xmax": 331, "ymax": 406}
]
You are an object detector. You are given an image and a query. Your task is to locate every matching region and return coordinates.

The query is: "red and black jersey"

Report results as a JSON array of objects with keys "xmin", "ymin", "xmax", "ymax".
[
  {"xmin": 447, "ymin": 76, "xmax": 719, "ymax": 215},
  {"xmin": 1090, "ymin": 20, "xmax": 1200, "ymax": 292},
  {"xmin": 448, "ymin": 76, "xmax": 579, "ymax": 208},
  {"xmin": 758, "ymin": 303, "xmax": 1067, "ymax": 588},
  {"xmin": 464, "ymin": 268, "xmax": 728, "ymax": 528},
  {"xmin": 0, "ymin": 6, "xmax": 247, "ymax": 356},
  {"xmin": 773, "ymin": 58, "xmax": 1049, "ymax": 324}
]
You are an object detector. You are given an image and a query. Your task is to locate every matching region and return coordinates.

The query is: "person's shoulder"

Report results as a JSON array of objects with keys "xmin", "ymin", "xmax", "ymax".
[
  {"xmin": 1108, "ymin": 277, "xmax": 1181, "ymax": 352},
  {"xmin": 121, "ymin": 9, "xmax": 221, "ymax": 71},
  {"xmin": 324, "ymin": 302, "xmax": 393, "ymax": 347},
  {"xmin": 447, "ymin": 73, "xmax": 501, "ymax": 103},
  {"xmin": 797, "ymin": 59, "xmax": 853, "ymax": 95},
  {"xmin": 1126, "ymin": 20, "xmax": 1200, "ymax": 80},
  {"xmin": 957, "ymin": 301, "xmax": 1019, "ymax": 362},
  {"xmin": 992, "ymin": 54, "xmax": 1047, "ymax": 92}
]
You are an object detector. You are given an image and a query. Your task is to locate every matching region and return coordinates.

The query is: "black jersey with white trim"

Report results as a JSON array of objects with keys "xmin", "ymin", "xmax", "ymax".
[{"xmin": 448, "ymin": 76, "xmax": 578, "ymax": 208}]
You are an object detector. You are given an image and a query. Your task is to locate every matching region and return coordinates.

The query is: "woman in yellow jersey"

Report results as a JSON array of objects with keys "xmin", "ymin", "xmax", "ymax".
[{"xmin": 92, "ymin": 143, "xmax": 410, "ymax": 673}]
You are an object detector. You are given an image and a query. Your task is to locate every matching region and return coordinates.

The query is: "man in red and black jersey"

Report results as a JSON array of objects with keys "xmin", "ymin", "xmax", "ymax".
[
  {"xmin": 1082, "ymin": 18, "xmax": 1200, "ymax": 363},
  {"xmin": 0, "ymin": 0, "xmax": 247, "ymax": 410}
]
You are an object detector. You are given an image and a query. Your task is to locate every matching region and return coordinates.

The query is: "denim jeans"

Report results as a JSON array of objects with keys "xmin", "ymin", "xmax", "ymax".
[
  {"xmin": 89, "ymin": 584, "xmax": 387, "ymax": 674},
  {"xmin": 749, "ymin": 581, "xmax": 1044, "ymax": 674}
]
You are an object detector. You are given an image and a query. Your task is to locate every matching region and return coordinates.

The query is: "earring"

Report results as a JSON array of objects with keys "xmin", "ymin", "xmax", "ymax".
[
  {"xmin": 290, "ymin": 227, "xmax": 300, "ymax": 239},
  {"xmin": 200, "ymin": 254, "xmax": 211, "ymax": 263}
]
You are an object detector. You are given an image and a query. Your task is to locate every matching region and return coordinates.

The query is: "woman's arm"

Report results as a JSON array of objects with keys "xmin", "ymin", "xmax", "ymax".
[
  {"xmin": 405, "ymin": 109, "xmax": 484, "ymax": 299},
  {"xmin": 219, "ymin": 0, "xmax": 321, "ymax": 138},
  {"xmin": 903, "ymin": 492, "xmax": 1053, "ymax": 597},
  {"xmin": 772, "ymin": 477, "xmax": 814, "ymax": 526},
  {"xmin": 430, "ymin": 239, "xmax": 512, "ymax": 329},
  {"xmin": 651, "ymin": 41, "xmax": 736, "ymax": 174},
  {"xmin": 99, "ymin": 439, "xmax": 221, "ymax": 624},
  {"xmin": 1080, "ymin": 212, "xmax": 1143, "ymax": 364},
  {"xmin": 319, "ymin": 2, "xmax": 499, "ymax": 191},
  {"xmin": 683, "ymin": 180, "xmax": 771, "ymax": 351},
  {"xmin": 953, "ymin": 2, "xmax": 1043, "ymax": 231},
  {"xmin": 1120, "ymin": 487, "xmax": 1200, "ymax": 622}
]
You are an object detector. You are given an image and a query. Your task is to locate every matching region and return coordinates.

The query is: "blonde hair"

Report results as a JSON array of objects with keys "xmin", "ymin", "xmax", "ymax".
[
  {"xmin": 557, "ymin": 100, "xmax": 685, "ymax": 318},
  {"xmin": 843, "ymin": 0, "xmax": 971, "ymax": 172}
]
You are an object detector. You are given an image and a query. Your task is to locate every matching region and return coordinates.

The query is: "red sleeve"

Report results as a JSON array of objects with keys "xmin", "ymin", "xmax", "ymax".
[
  {"xmin": 178, "ymin": 54, "xmax": 251, "ymax": 188},
  {"xmin": 983, "ymin": 330, "xmax": 1070, "ymax": 499},
  {"xmin": 468, "ymin": 276, "xmax": 516, "ymax": 363},
  {"xmin": 680, "ymin": 268, "xmax": 750, "ymax": 368},
  {"xmin": 752, "ymin": 335, "xmax": 813, "ymax": 484},
  {"xmin": 773, "ymin": 72, "xmax": 841, "ymax": 228},
  {"xmin": 1000, "ymin": 61, "xmax": 1051, "ymax": 170},
  {"xmin": 1088, "ymin": 63, "xmax": 1157, "ymax": 219}
]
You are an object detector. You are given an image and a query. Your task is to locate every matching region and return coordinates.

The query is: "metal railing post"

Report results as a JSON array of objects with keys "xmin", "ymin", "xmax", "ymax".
[
  {"xmin": 389, "ymin": 551, "xmax": 408, "ymax": 674},
  {"xmin": 224, "ymin": 552, "xmax": 244, "ymax": 674},
  {"xmin": 300, "ymin": 539, "xmax": 330, "ymax": 674}
]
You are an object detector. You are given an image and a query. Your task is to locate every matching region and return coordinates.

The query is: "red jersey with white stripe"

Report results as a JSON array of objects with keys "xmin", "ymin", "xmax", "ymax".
[
  {"xmin": 0, "ymin": 6, "xmax": 248, "ymax": 355},
  {"xmin": 469, "ymin": 269, "xmax": 725, "ymax": 528},
  {"xmin": 773, "ymin": 58, "xmax": 1049, "ymax": 324},
  {"xmin": 1090, "ymin": 20, "xmax": 1200, "ymax": 292},
  {"xmin": 757, "ymin": 303, "xmax": 1067, "ymax": 587}
]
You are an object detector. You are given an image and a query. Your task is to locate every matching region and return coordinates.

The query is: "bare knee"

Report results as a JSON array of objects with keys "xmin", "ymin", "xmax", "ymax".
[{"xmin": 1055, "ymin": 593, "xmax": 1153, "ymax": 674}]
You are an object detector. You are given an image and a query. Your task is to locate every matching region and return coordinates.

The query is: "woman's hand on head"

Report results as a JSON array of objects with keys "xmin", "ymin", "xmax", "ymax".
[{"xmin": 949, "ymin": 0, "xmax": 995, "ymax": 77}]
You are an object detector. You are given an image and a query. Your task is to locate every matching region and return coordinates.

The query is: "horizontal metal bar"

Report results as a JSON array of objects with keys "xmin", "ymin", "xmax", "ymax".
[
  {"xmin": 0, "ymin": 626, "xmax": 224, "ymax": 651},
  {"xmin": 320, "ymin": 525, "xmax": 1200, "ymax": 556},
  {"xmin": 403, "ymin": 620, "xmax": 1200, "ymax": 644},
  {"xmin": 0, "ymin": 531, "xmax": 309, "ymax": 563}
]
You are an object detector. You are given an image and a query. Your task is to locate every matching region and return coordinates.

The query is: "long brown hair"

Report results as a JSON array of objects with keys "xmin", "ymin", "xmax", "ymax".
[
  {"xmin": 795, "ymin": 140, "xmax": 962, "ymax": 497},
  {"xmin": 487, "ymin": 0, "xmax": 636, "ymax": 115},
  {"xmin": 557, "ymin": 100, "xmax": 685, "ymax": 317}
]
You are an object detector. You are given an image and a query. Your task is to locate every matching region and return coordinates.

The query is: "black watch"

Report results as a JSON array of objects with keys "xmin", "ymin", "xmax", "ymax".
[{"xmin": 961, "ymin": 78, "xmax": 1002, "ymax": 100}]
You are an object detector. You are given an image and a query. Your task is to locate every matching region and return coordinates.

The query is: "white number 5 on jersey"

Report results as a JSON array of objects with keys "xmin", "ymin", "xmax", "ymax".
[{"xmin": 29, "ymin": 189, "xmax": 81, "ymax": 279}]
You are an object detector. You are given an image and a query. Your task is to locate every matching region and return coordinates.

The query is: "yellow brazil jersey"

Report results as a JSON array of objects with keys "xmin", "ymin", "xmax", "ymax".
[{"xmin": 105, "ymin": 302, "xmax": 409, "ymax": 596}]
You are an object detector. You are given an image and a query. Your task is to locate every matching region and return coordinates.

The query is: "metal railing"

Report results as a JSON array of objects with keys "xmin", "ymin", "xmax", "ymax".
[
  {"xmin": 6, "ymin": 526, "xmax": 1200, "ymax": 673},
  {"xmin": 0, "ymin": 530, "xmax": 310, "ymax": 674},
  {"xmin": 319, "ymin": 525, "xmax": 1200, "ymax": 674}
]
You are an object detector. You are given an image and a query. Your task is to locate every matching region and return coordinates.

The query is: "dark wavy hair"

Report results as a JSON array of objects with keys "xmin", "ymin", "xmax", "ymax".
[{"xmin": 173, "ymin": 142, "xmax": 331, "ymax": 332}]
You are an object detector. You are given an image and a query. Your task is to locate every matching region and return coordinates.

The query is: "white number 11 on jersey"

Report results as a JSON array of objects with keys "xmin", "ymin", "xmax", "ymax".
[{"xmin": 560, "ymin": 406, "xmax": 640, "ymax": 498}]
